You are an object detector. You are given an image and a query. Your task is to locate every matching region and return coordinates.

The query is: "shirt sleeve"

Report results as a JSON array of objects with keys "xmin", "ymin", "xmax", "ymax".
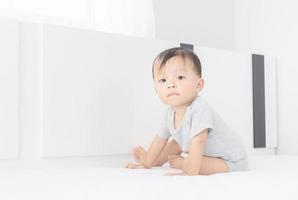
[
  {"xmin": 190, "ymin": 107, "xmax": 214, "ymax": 139},
  {"xmin": 156, "ymin": 107, "xmax": 171, "ymax": 139}
]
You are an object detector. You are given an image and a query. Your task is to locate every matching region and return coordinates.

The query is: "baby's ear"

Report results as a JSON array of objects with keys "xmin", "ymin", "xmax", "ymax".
[{"xmin": 197, "ymin": 78, "xmax": 204, "ymax": 92}]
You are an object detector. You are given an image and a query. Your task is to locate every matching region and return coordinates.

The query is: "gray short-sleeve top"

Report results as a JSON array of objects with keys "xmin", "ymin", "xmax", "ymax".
[{"xmin": 157, "ymin": 95, "xmax": 247, "ymax": 162}]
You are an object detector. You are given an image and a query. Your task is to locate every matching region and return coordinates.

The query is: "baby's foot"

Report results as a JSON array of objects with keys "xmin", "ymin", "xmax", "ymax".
[
  {"xmin": 168, "ymin": 154, "xmax": 185, "ymax": 169},
  {"xmin": 132, "ymin": 145, "xmax": 147, "ymax": 164},
  {"xmin": 125, "ymin": 163, "xmax": 145, "ymax": 169}
]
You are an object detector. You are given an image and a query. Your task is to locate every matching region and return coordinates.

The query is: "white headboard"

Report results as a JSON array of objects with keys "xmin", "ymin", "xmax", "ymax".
[{"xmin": 40, "ymin": 24, "xmax": 277, "ymax": 157}]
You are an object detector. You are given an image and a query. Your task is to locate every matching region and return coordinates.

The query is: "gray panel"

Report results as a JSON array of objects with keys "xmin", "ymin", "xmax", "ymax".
[
  {"xmin": 180, "ymin": 43, "xmax": 193, "ymax": 51},
  {"xmin": 252, "ymin": 54, "xmax": 266, "ymax": 148}
]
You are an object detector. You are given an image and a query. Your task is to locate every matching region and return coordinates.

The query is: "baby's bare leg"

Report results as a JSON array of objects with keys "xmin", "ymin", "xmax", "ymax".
[
  {"xmin": 132, "ymin": 139, "xmax": 182, "ymax": 167},
  {"xmin": 153, "ymin": 139, "xmax": 182, "ymax": 166},
  {"xmin": 198, "ymin": 156, "xmax": 229, "ymax": 175}
]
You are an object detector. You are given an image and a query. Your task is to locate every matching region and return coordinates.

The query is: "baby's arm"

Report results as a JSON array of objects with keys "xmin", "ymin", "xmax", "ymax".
[
  {"xmin": 141, "ymin": 135, "xmax": 168, "ymax": 168},
  {"xmin": 125, "ymin": 135, "xmax": 168, "ymax": 169},
  {"xmin": 181, "ymin": 129, "xmax": 208, "ymax": 175}
]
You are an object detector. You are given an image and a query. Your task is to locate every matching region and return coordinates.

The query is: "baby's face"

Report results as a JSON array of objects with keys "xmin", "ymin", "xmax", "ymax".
[{"xmin": 153, "ymin": 56, "xmax": 204, "ymax": 107}]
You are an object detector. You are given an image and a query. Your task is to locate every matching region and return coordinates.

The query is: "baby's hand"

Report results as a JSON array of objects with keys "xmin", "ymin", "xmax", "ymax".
[
  {"xmin": 132, "ymin": 145, "xmax": 147, "ymax": 164},
  {"xmin": 164, "ymin": 171, "xmax": 186, "ymax": 176},
  {"xmin": 168, "ymin": 154, "xmax": 185, "ymax": 169},
  {"xmin": 124, "ymin": 162, "xmax": 145, "ymax": 169}
]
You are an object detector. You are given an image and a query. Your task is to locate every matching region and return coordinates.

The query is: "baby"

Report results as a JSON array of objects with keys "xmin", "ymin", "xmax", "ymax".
[{"xmin": 125, "ymin": 47, "xmax": 248, "ymax": 176}]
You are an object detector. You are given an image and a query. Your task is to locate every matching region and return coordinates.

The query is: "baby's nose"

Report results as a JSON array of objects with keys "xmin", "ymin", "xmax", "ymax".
[{"xmin": 167, "ymin": 83, "xmax": 176, "ymax": 88}]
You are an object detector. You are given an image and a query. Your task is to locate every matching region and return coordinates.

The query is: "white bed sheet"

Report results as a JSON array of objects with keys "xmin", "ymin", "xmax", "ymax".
[{"xmin": 0, "ymin": 155, "xmax": 297, "ymax": 200}]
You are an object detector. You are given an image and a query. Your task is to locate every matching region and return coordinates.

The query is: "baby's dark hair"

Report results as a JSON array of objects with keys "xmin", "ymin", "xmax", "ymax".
[{"xmin": 152, "ymin": 47, "xmax": 202, "ymax": 79}]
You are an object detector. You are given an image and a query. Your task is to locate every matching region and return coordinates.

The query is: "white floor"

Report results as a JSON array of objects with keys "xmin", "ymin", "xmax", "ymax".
[{"xmin": 0, "ymin": 155, "xmax": 297, "ymax": 200}]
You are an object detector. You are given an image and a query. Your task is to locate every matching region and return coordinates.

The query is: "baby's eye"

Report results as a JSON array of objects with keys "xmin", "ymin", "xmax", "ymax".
[
  {"xmin": 177, "ymin": 76, "xmax": 185, "ymax": 80},
  {"xmin": 158, "ymin": 78, "xmax": 166, "ymax": 83}
]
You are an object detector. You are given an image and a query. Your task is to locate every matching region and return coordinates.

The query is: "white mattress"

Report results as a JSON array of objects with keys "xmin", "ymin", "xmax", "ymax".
[{"xmin": 0, "ymin": 155, "xmax": 297, "ymax": 200}]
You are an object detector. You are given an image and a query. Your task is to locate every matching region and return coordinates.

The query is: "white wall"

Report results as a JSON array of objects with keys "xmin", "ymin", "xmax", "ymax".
[
  {"xmin": 40, "ymin": 24, "xmax": 260, "ymax": 157},
  {"xmin": 153, "ymin": 0, "xmax": 235, "ymax": 49},
  {"xmin": 234, "ymin": 0, "xmax": 298, "ymax": 155},
  {"xmin": 1, "ymin": 19, "xmax": 276, "ymax": 161},
  {"xmin": 19, "ymin": 22, "xmax": 44, "ymax": 159},
  {"xmin": 41, "ymin": 25, "xmax": 173, "ymax": 157},
  {"xmin": 0, "ymin": 18, "xmax": 19, "ymax": 159}
]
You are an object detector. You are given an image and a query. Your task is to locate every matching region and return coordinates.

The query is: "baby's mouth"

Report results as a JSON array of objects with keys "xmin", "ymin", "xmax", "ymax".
[{"xmin": 167, "ymin": 93, "xmax": 180, "ymax": 97}]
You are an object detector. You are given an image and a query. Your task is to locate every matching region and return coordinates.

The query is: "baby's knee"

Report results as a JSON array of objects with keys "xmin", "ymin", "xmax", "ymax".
[{"xmin": 168, "ymin": 139, "xmax": 182, "ymax": 152}]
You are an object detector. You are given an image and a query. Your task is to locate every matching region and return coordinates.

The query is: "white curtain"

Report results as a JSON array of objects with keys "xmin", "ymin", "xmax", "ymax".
[
  {"xmin": 95, "ymin": 0, "xmax": 155, "ymax": 38},
  {"xmin": 0, "ymin": 0, "xmax": 10, "ymax": 8},
  {"xmin": 1, "ymin": 0, "xmax": 155, "ymax": 38},
  {"xmin": 11, "ymin": 0, "xmax": 86, "ymax": 20}
]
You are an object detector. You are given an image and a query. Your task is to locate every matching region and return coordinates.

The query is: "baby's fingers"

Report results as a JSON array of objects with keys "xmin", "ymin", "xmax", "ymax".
[
  {"xmin": 133, "ymin": 163, "xmax": 145, "ymax": 169},
  {"xmin": 125, "ymin": 163, "xmax": 145, "ymax": 169},
  {"xmin": 125, "ymin": 163, "xmax": 137, "ymax": 168},
  {"xmin": 164, "ymin": 171, "xmax": 186, "ymax": 176},
  {"xmin": 124, "ymin": 163, "xmax": 133, "ymax": 168},
  {"xmin": 168, "ymin": 155, "xmax": 178, "ymax": 161},
  {"xmin": 131, "ymin": 145, "xmax": 138, "ymax": 153},
  {"xmin": 169, "ymin": 161, "xmax": 175, "ymax": 168},
  {"xmin": 131, "ymin": 145, "xmax": 141, "ymax": 154}
]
